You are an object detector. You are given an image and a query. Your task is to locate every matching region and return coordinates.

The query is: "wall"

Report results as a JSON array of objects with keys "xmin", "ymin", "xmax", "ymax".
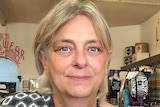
[
  {"xmin": 6, "ymin": 23, "xmax": 38, "ymax": 79},
  {"xmin": 141, "ymin": 11, "xmax": 160, "ymax": 56},
  {"xmin": 110, "ymin": 25, "xmax": 141, "ymax": 69},
  {"xmin": 0, "ymin": 23, "xmax": 38, "ymax": 91},
  {"xmin": 110, "ymin": 11, "xmax": 160, "ymax": 69},
  {"xmin": 0, "ymin": 25, "xmax": 5, "ymax": 32}
]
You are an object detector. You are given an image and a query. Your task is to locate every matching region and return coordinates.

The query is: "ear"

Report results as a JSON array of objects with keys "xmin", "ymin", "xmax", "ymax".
[{"xmin": 39, "ymin": 50, "xmax": 48, "ymax": 69}]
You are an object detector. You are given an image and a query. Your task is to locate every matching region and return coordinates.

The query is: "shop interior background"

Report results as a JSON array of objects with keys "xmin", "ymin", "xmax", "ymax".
[{"xmin": 0, "ymin": 0, "xmax": 160, "ymax": 106}]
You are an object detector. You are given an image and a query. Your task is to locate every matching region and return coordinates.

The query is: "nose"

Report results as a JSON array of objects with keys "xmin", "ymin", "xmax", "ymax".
[{"xmin": 73, "ymin": 49, "xmax": 87, "ymax": 69}]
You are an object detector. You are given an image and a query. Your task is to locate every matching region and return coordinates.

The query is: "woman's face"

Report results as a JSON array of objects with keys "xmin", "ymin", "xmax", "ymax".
[{"xmin": 40, "ymin": 15, "xmax": 111, "ymax": 99}]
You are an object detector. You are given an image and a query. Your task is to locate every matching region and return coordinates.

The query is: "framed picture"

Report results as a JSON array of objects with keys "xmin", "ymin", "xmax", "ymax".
[
  {"xmin": 29, "ymin": 79, "xmax": 37, "ymax": 90},
  {"xmin": 22, "ymin": 80, "xmax": 29, "ymax": 88}
]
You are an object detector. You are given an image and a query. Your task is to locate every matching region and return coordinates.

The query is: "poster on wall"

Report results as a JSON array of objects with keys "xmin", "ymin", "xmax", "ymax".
[
  {"xmin": 0, "ymin": 33, "xmax": 25, "ymax": 66},
  {"xmin": 22, "ymin": 80, "xmax": 29, "ymax": 88}
]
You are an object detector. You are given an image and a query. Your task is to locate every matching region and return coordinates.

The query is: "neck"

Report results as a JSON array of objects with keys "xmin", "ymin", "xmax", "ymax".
[{"xmin": 52, "ymin": 94, "xmax": 98, "ymax": 107}]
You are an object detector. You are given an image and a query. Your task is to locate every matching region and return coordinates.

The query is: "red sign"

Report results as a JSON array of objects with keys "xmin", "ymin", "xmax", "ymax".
[{"xmin": 0, "ymin": 33, "xmax": 25, "ymax": 66}]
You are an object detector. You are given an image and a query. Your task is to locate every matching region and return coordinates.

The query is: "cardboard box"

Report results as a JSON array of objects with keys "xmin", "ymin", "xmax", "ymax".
[
  {"xmin": 124, "ymin": 55, "xmax": 134, "ymax": 65},
  {"xmin": 134, "ymin": 53, "xmax": 149, "ymax": 62},
  {"xmin": 125, "ymin": 46, "xmax": 135, "ymax": 57},
  {"xmin": 135, "ymin": 42, "xmax": 149, "ymax": 53}
]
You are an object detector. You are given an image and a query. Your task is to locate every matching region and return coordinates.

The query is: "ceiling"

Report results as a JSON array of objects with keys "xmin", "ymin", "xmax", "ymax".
[{"xmin": 0, "ymin": 0, "xmax": 160, "ymax": 27}]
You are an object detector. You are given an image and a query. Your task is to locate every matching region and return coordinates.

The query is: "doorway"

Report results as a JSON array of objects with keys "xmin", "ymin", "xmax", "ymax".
[{"xmin": 0, "ymin": 57, "xmax": 19, "ymax": 92}]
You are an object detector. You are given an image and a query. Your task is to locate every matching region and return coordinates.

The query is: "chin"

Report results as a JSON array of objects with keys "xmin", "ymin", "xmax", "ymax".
[{"xmin": 68, "ymin": 87, "xmax": 94, "ymax": 98}]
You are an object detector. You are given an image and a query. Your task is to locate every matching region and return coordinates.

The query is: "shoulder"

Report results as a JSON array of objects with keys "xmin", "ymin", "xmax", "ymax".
[
  {"xmin": 0, "ymin": 91, "xmax": 52, "ymax": 106},
  {"xmin": 100, "ymin": 101, "xmax": 115, "ymax": 107}
]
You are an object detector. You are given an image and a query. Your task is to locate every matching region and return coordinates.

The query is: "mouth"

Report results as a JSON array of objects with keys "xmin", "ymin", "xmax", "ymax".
[{"xmin": 68, "ymin": 75, "xmax": 91, "ymax": 81}]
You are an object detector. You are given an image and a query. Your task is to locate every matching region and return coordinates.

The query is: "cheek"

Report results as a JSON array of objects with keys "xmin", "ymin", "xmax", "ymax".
[
  {"xmin": 89, "ymin": 55, "xmax": 110, "ymax": 82},
  {"xmin": 46, "ymin": 55, "xmax": 73, "ymax": 74},
  {"xmin": 90, "ymin": 56, "xmax": 108, "ymax": 72},
  {"xmin": 45, "ymin": 56, "xmax": 65, "ymax": 85}
]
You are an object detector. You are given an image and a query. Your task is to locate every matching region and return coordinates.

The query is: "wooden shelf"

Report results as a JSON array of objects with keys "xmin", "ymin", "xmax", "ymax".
[{"xmin": 121, "ymin": 54, "xmax": 160, "ymax": 70}]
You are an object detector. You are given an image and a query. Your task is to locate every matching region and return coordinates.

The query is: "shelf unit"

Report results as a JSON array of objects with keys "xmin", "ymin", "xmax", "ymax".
[{"xmin": 121, "ymin": 54, "xmax": 160, "ymax": 70}]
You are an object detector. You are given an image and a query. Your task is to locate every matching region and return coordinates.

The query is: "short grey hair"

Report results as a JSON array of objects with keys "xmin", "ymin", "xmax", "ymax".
[{"xmin": 33, "ymin": 0, "xmax": 112, "ymax": 102}]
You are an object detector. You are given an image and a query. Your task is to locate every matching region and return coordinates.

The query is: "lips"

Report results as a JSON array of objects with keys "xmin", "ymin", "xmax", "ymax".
[{"xmin": 68, "ymin": 75, "xmax": 91, "ymax": 81}]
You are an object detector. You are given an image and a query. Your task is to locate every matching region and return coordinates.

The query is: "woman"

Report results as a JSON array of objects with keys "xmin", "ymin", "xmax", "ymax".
[{"xmin": 1, "ymin": 0, "xmax": 114, "ymax": 107}]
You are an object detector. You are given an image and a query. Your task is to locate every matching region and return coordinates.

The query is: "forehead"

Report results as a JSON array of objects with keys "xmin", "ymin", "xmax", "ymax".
[{"xmin": 52, "ymin": 15, "xmax": 99, "ymax": 42}]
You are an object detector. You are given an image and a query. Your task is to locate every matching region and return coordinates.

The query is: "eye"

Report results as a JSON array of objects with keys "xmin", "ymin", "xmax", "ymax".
[
  {"xmin": 58, "ymin": 47, "xmax": 71, "ymax": 52},
  {"xmin": 88, "ymin": 47, "xmax": 100, "ymax": 52}
]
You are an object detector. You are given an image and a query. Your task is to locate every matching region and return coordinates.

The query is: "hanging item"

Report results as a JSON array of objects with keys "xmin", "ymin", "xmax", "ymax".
[
  {"xmin": 127, "ymin": 71, "xmax": 148, "ymax": 98},
  {"xmin": 109, "ymin": 71, "xmax": 121, "ymax": 98}
]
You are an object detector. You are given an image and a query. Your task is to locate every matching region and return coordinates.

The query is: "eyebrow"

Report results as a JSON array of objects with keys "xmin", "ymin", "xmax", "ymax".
[
  {"xmin": 52, "ymin": 39, "xmax": 74, "ymax": 46},
  {"xmin": 53, "ymin": 39, "xmax": 100, "ymax": 45},
  {"xmin": 86, "ymin": 40, "xmax": 100, "ymax": 44}
]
